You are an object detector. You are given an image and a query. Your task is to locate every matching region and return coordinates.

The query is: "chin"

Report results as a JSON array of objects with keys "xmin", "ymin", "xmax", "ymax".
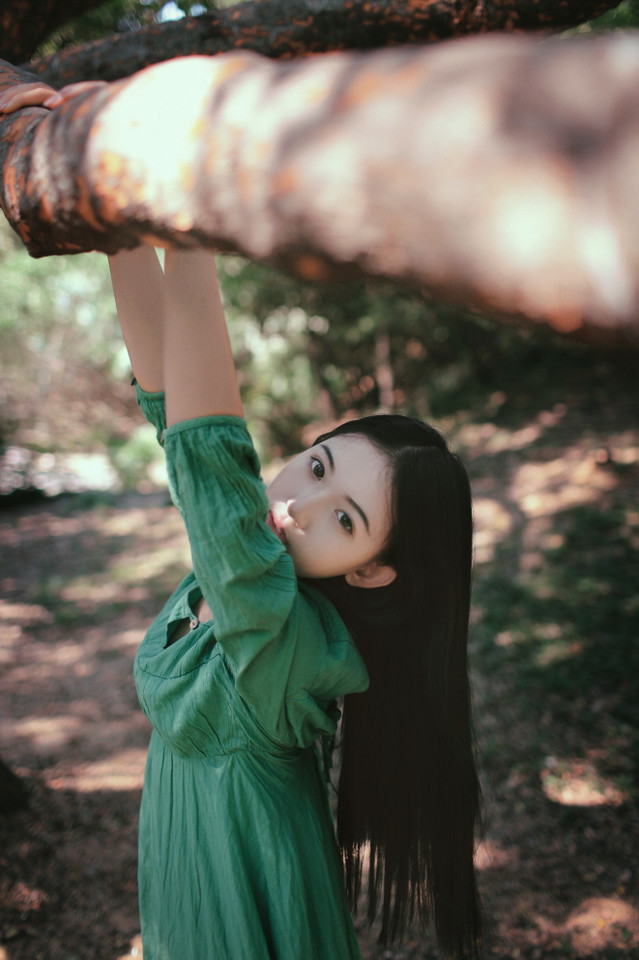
[{"xmin": 291, "ymin": 560, "xmax": 316, "ymax": 579}]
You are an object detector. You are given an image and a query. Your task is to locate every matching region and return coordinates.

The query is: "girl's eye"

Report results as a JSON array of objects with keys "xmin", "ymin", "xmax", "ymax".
[
  {"xmin": 336, "ymin": 510, "xmax": 353, "ymax": 534},
  {"xmin": 310, "ymin": 456, "xmax": 325, "ymax": 479}
]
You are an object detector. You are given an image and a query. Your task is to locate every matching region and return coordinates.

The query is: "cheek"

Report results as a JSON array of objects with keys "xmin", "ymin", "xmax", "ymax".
[
  {"xmin": 294, "ymin": 530, "xmax": 347, "ymax": 577},
  {"xmin": 268, "ymin": 460, "xmax": 304, "ymax": 500}
]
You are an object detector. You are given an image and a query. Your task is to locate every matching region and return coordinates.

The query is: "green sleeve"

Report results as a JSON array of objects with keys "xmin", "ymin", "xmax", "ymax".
[
  {"xmin": 141, "ymin": 414, "xmax": 368, "ymax": 749},
  {"xmin": 135, "ymin": 383, "xmax": 167, "ymax": 444}
]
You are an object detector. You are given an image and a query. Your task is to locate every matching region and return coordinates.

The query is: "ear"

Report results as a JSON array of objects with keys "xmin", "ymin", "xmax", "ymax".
[{"xmin": 345, "ymin": 560, "xmax": 397, "ymax": 590}]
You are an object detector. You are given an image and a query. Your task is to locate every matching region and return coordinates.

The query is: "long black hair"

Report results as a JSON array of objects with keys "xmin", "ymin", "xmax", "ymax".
[{"xmin": 311, "ymin": 414, "xmax": 482, "ymax": 958}]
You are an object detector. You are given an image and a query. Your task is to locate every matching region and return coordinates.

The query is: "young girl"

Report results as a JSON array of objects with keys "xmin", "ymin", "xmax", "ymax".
[{"xmin": 1, "ymin": 82, "xmax": 482, "ymax": 960}]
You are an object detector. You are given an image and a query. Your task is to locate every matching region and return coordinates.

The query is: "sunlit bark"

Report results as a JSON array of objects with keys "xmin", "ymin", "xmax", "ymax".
[{"xmin": 2, "ymin": 31, "xmax": 639, "ymax": 344}]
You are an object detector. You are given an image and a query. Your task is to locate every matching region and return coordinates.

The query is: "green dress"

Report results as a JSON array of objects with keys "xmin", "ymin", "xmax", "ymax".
[{"xmin": 133, "ymin": 388, "xmax": 368, "ymax": 960}]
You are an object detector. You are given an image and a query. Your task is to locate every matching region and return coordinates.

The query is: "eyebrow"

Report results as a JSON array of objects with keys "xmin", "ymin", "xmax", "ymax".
[
  {"xmin": 321, "ymin": 443, "xmax": 370, "ymax": 533},
  {"xmin": 347, "ymin": 495, "xmax": 370, "ymax": 533},
  {"xmin": 320, "ymin": 443, "xmax": 334, "ymax": 471}
]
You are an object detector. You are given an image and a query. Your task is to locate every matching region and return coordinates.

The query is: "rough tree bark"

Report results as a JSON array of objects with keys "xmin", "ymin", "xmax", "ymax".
[
  {"xmin": 2, "ymin": 33, "xmax": 639, "ymax": 345},
  {"xmin": 17, "ymin": 0, "xmax": 622, "ymax": 87}
]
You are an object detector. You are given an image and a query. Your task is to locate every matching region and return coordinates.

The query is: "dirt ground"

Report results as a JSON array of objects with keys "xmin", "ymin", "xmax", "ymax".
[{"xmin": 1, "ymin": 386, "xmax": 638, "ymax": 960}]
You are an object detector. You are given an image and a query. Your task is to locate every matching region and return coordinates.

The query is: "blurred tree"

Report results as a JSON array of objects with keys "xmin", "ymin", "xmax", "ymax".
[
  {"xmin": 0, "ymin": 220, "xmax": 130, "ymax": 458},
  {"xmin": 2, "ymin": 0, "xmax": 639, "ymax": 342},
  {"xmin": 1, "ymin": 0, "xmax": 636, "ymax": 454},
  {"xmin": 4, "ymin": 30, "xmax": 639, "ymax": 341}
]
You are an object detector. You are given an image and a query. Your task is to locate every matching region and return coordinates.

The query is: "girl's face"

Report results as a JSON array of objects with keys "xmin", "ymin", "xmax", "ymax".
[{"xmin": 266, "ymin": 434, "xmax": 397, "ymax": 587}]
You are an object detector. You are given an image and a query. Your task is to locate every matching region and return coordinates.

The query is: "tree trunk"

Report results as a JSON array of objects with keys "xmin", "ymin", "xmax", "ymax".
[
  {"xmin": 22, "ymin": 0, "xmax": 622, "ymax": 87},
  {"xmin": 2, "ymin": 31, "xmax": 639, "ymax": 344}
]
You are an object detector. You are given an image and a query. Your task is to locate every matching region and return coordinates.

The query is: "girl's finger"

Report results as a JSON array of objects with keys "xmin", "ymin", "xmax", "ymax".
[
  {"xmin": 0, "ymin": 79, "xmax": 109, "ymax": 115},
  {"xmin": 0, "ymin": 83, "xmax": 58, "ymax": 113},
  {"xmin": 56, "ymin": 81, "xmax": 109, "ymax": 99},
  {"xmin": 43, "ymin": 93, "xmax": 65, "ymax": 107}
]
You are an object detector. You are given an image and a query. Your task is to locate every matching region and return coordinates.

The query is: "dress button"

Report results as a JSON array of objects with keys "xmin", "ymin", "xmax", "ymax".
[{"xmin": 189, "ymin": 617, "xmax": 199, "ymax": 630}]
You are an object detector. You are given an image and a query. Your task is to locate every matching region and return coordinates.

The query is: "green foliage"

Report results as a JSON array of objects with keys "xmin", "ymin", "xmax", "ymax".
[
  {"xmin": 0, "ymin": 220, "xmax": 155, "ymax": 491},
  {"xmin": 217, "ymin": 255, "xmax": 617, "ymax": 465},
  {"xmin": 219, "ymin": 256, "xmax": 501, "ymax": 457},
  {"xmin": 107, "ymin": 422, "xmax": 163, "ymax": 488},
  {"xmin": 574, "ymin": 0, "xmax": 639, "ymax": 32},
  {"xmin": 3, "ymin": 216, "xmax": 627, "ymax": 490},
  {"xmin": 35, "ymin": 0, "xmax": 221, "ymax": 57},
  {"xmin": 0, "ymin": 222, "xmax": 126, "ymax": 443}
]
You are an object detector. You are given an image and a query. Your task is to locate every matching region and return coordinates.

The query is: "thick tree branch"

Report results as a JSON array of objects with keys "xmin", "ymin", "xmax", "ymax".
[
  {"xmin": 25, "ymin": 0, "xmax": 622, "ymax": 87},
  {"xmin": 2, "ymin": 32, "xmax": 639, "ymax": 344}
]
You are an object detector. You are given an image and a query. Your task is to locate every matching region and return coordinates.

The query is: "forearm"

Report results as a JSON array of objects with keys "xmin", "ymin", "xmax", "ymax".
[
  {"xmin": 108, "ymin": 247, "xmax": 165, "ymax": 392},
  {"xmin": 164, "ymin": 248, "xmax": 243, "ymax": 426}
]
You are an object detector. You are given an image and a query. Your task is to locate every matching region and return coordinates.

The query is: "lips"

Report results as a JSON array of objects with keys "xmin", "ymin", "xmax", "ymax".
[{"xmin": 266, "ymin": 509, "xmax": 287, "ymax": 546}]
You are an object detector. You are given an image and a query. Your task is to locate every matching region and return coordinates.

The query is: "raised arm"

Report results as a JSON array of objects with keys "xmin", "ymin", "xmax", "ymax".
[
  {"xmin": 0, "ymin": 81, "xmax": 168, "ymax": 390},
  {"xmin": 108, "ymin": 247, "xmax": 165, "ymax": 392},
  {"xmin": 0, "ymin": 80, "xmax": 242, "ymax": 423},
  {"xmin": 163, "ymin": 248, "xmax": 243, "ymax": 425}
]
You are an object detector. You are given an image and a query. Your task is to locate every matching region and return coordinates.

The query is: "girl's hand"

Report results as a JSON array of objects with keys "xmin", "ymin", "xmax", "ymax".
[{"xmin": 0, "ymin": 80, "xmax": 108, "ymax": 115}]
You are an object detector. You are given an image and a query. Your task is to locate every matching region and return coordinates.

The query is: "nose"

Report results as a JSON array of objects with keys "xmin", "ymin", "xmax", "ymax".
[{"xmin": 287, "ymin": 493, "xmax": 322, "ymax": 529}]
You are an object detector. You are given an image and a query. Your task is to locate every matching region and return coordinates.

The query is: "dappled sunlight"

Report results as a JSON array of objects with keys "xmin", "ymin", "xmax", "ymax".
[
  {"xmin": 8, "ymin": 715, "xmax": 85, "ymax": 753},
  {"xmin": 117, "ymin": 934, "xmax": 143, "ymax": 959},
  {"xmin": 492, "ymin": 622, "xmax": 583, "ymax": 667},
  {"xmin": 61, "ymin": 577, "xmax": 142, "ymax": 605},
  {"xmin": 541, "ymin": 755, "xmax": 629, "ymax": 807},
  {"xmin": 493, "ymin": 895, "xmax": 639, "ymax": 956},
  {"xmin": 2, "ymin": 367, "xmax": 637, "ymax": 960},
  {"xmin": 473, "ymin": 837, "xmax": 518, "ymax": 872},
  {"xmin": 459, "ymin": 401, "xmax": 568, "ymax": 456},
  {"xmin": 511, "ymin": 445, "xmax": 619, "ymax": 519},
  {"xmin": 0, "ymin": 494, "xmax": 190, "ymax": 637},
  {"xmin": 472, "ymin": 495, "xmax": 513, "ymax": 564},
  {"xmin": 461, "ymin": 418, "xmax": 544, "ymax": 454},
  {"xmin": 464, "ymin": 410, "xmax": 639, "ymax": 584},
  {"xmin": 47, "ymin": 747, "xmax": 147, "ymax": 793},
  {"xmin": 0, "ymin": 878, "xmax": 48, "ymax": 927},
  {"xmin": 10, "ymin": 637, "xmax": 93, "ymax": 675},
  {"xmin": 564, "ymin": 897, "xmax": 639, "ymax": 953},
  {"xmin": 99, "ymin": 504, "xmax": 171, "ymax": 538},
  {"xmin": 462, "ymin": 404, "xmax": 633, "ymax": 569},
  {"xmin": 0, "ymin": 599, "xmax": 54, "ymax": 645},
  {"xmin": 109, "ymin": 540, "xmax": 191, "ymax": 587},
  {"xmin": 1, "ymin": 692, "xmax": 150, "ymax": 783},
  {"xmin": 100, "ymin": 501, "xmax": 190, "ymax": 585},
  {"xmin": 465, "ymin": 388, "xmax": 639, "ymax": 960},
  {"xmin": 0, "ymin": 499, "xmax": 161, "ymax": 788}
]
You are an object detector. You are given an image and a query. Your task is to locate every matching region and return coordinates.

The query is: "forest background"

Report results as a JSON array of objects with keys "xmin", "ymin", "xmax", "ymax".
[{"xmin": 1, "ymin": 2, "xmax": 639, "ymax": 959}]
